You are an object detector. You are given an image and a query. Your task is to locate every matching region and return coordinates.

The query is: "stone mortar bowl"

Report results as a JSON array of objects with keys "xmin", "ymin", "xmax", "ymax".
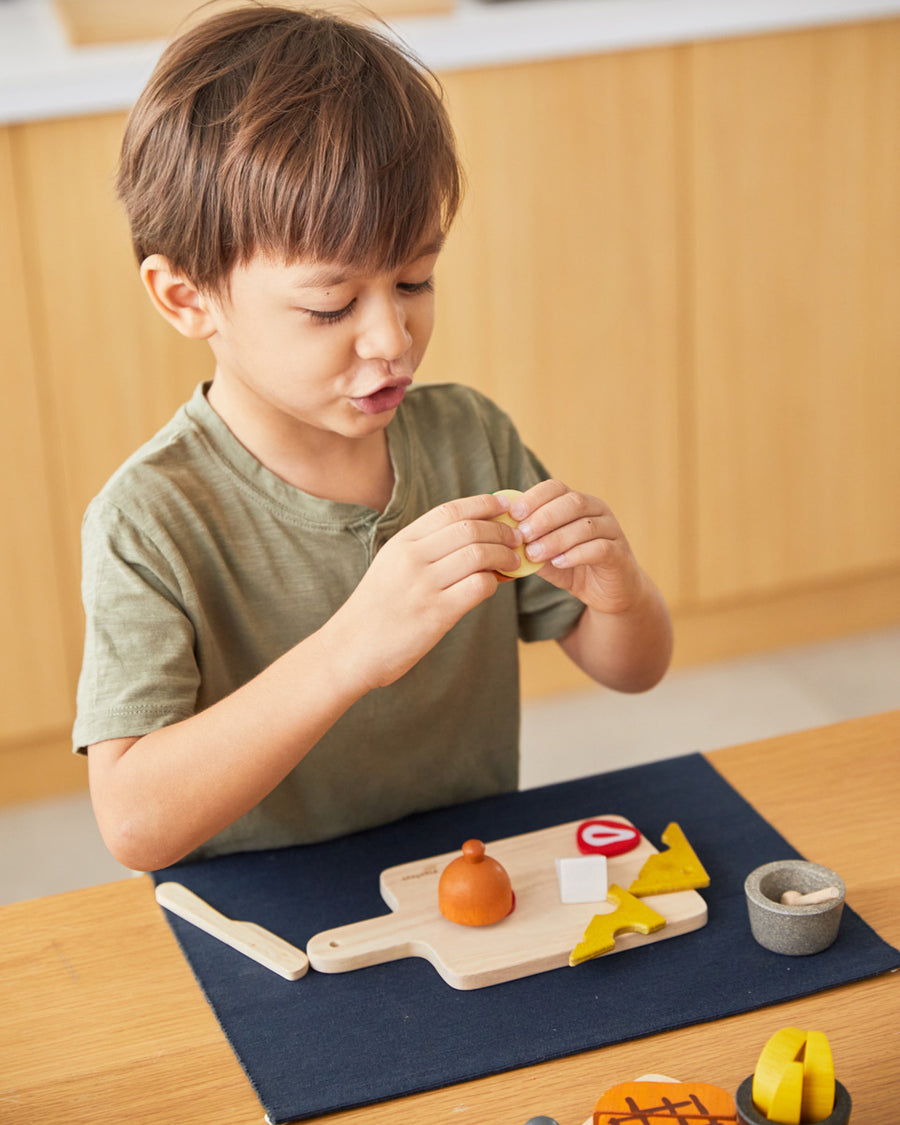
[
  {"xmin": 735, "ymin": 1074, "xmax": 852, "ymax": 1124},
  {"xmin": 744, "ymin": 860, "xmax": 845, "ymax": 955}
]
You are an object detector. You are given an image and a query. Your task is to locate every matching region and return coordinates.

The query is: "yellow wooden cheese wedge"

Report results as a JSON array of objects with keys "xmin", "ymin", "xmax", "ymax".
[
  {"xmin": 801, "ymin": 1031, "xmax": 835, "ymax": 1123},
  {"xmin": 492, "ymin": 489, "xmax": 544, "ymax": 578},
  {"xmin": 627, "ymin": 822, "xmax": 710, "ymax": 896},
  {"xmin": 767, "ymin": 1061, "xmax": 804, "ymax": 1124},
  {"xmin": 753, "ymin": 1028, "xmax": 807, "ymax": 1116},
  {"xmin": 568, "ymin": 885, "xmax": 666, "ymax": 965}
]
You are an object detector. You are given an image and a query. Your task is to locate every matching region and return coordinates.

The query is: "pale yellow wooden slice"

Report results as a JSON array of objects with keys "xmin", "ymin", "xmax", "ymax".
[{"xmin": 493, "ymin": 489, "xmax": 544, "ymax": 578}]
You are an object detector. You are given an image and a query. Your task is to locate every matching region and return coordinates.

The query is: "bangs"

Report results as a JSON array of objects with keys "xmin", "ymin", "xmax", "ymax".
[{"xmin": 226, "ymin": 40, "xmax": 460, "ymax": 276}]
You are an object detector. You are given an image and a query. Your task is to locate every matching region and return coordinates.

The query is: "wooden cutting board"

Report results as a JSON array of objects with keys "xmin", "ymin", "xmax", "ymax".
[{"xmin": 306, "ymin": 816, "xmax": 708, "ymax": 990}]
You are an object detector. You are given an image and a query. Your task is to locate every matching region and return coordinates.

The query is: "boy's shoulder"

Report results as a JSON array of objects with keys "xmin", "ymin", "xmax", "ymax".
[{"xmin": 86, "ymin": 384, "xmax": 216, "ymax": 522}]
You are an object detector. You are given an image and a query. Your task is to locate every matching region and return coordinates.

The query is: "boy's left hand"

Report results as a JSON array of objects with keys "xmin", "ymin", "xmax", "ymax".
[{"xmin": 509, "ymin": 480, "xmax": 644, "ymax": 615}]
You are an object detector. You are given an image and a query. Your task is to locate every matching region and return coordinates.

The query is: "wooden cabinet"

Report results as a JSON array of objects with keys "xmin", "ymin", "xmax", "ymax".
[
  {"xmin": 2, "ymin": 18, "xmax": 900, "ymax": 801},
  {"xmin": 689, "ymin": 21, "xmax": 900, "ymax": 601},
  {"xmin": 435, "ymin": 48, "xmax": 683, "ymax": 600},
  {"xmin": 0, "ymin": 128, "xmax": 75, "ymax": 796},
  {"xmin": 13, "ymin": 114, "xmax": 212, "ymax": 668},
  {"xmin": 1, "ymin": 115, "xmax": 211, "ymax": 800},
  {"xmin": 435, "ymin": 49, "xmax": 683, "ymax": 692},
  {"xmin": 435, "ymin": 19, "xmax": 900, "ymax": 687}
]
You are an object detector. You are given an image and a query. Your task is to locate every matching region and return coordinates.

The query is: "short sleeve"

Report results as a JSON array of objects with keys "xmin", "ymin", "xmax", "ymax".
[{"xmin": 73, "ymin": 499, "xmax": 200, "ymax": 752}]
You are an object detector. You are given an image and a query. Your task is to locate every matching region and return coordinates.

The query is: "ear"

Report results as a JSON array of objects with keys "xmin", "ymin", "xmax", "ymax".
[{"xmin": 140, "ymin": 254, "xmax": 217, "ymax": 339}]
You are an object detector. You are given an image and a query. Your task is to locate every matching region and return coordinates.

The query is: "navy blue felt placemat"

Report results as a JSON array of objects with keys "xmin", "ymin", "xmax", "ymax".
[{"xmin": 152, "ymin": 753, "xmax": 900, "ymax": 1123}]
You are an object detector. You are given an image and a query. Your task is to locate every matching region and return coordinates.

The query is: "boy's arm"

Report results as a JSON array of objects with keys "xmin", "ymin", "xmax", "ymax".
[
  {"xmin": 555, "ymin": 574, "xmax": 672, "ymax": 693},
  {"xmin": 88, "ymin": 493, "xmax": 523, "ymax": 871},
  {"xmin": 509, "ymin": 480, "xmax": 673, "ymax": 693},
  {"xmin": 89, "ymin": 625, "xmax": 367, "ymax": 871}
]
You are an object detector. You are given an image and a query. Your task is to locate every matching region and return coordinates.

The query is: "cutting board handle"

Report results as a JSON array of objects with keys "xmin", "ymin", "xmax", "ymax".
[{"xmin": 307, "ymin": 910, "xmax": 439, "ymax": 975}]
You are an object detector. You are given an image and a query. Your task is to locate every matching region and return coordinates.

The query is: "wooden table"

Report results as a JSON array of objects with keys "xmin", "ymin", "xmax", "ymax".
[{"xmin": 2, "ymin": 712, "xmax": 898, "ymax": 1123}]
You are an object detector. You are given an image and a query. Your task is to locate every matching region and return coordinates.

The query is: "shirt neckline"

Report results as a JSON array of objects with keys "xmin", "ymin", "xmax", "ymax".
[{"xmin": 184, "ymin": 381, "xmax": 414, "ymax": 531}]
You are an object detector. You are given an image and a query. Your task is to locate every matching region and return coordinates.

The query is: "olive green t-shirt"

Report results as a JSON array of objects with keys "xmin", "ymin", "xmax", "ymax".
[{"xmin": 74, "ymin": 382, "xmax": 584, "ymax": 861}]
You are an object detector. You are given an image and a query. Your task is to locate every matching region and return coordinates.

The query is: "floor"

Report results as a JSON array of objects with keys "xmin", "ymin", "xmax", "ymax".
[{"xmin": 2, "ymin": 626, "xmax": 898, "ymax": 907}]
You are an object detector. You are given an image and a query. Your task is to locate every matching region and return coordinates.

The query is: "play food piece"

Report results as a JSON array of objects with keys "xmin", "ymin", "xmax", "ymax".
[
  {"xmin": 556, "ymin": 855, "xmax": 608, "ymax": 904},
  {"xmin": 801, "ymin": 1032, "xmax": 835, "ymax": 1121},
  {"xmin": 628, "ymin": 822, "xmax": 710, "ymax": 896},
  {"xmin": 576, "ymin": 817, "xmax": 642, "ymax": 857},
  {"xmin": 569, "ymin": 884, "xmax": 666, "ymax": 964},
  {"xmin": 593, "ymin": 1079, "xmax": 737, "ymax": 1124},
  {"xmin": 767, "ymin": 1061, "xmax": 804, "ymax": 1124},
  {"xmin": 492, "ymin": 488, "xmax": 544, "ymax": 578},
  {"xmin": 749, "ymin": 1028, "xmax": 838, "ymax": 1124},
  {"xmin": 753, "ymin": 1028, "xmax": 808, "ymax": 1115},
  {"xmin": 438, "ymin": 839, "xmax": 514, "ymax": 926}
]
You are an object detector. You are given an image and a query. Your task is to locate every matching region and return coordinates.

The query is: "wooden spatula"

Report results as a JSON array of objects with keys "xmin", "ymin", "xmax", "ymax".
[{"xmin": 155, "ymin": 882, "xmax": 309, "ymax": 980}]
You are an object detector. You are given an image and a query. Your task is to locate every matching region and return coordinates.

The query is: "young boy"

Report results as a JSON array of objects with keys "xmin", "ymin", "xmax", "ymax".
[{"xmin": 74, "ymin": 4, "xmax": 672, "ymax": 872}]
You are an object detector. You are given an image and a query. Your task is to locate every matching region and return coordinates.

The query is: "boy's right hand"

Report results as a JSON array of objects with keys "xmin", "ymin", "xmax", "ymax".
[{"xmin": 323, "ymin": 493, "xmax": 523, "ymax": 692}]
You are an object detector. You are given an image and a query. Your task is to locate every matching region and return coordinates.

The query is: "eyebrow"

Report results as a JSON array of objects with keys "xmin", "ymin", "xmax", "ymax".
[
  {"xmin": 289, "ymin": 265, "xmax": 353, "ymax": 290},
  {"xmin": 289, "ymin": 235, "xmax": 446, "ymax": 292}
]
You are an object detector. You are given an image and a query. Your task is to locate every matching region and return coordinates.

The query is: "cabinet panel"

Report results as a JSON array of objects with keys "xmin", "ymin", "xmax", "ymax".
[
  {"xmin": 14, "ymin": 114, "xmax": 213, "ymax": 672},
  {"xmin": 690, "ymin": 22, "xmax": 900, "ymax": 601},
  {"xmin": 0, "ymin": 128, "xmax": 73, "ymax": 741},
  {"xmin": 434, "ymin": 51, "xmax": 684, "ymax": 605}
]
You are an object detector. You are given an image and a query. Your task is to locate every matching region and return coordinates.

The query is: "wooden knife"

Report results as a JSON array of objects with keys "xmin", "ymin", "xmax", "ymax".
[{"xmin": 155, "ymin": 881, "xmax": 309, "ymax": 980}]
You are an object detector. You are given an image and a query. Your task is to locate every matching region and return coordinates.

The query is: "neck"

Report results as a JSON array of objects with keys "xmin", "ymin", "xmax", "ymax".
[{"xmin": 206, "ymin": 379, "xmax": 395, "ymax": 512}]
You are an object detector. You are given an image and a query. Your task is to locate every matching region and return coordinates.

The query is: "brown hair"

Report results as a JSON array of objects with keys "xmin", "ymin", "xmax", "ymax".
[{"xmin": 116, "ymin": 4, "xmax": 462, "ymax": 294}]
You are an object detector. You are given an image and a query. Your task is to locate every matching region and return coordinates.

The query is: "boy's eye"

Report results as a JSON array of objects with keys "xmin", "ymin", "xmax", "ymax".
[
  {"xmin": 301, "ymin": 277, "xmax": 433, "ymax": 325},
  {"xmin": 398, "ymin": 277, "xmax": 435, "ymax": 296},
  {"xmin": 305, "ymin": 300, "xmax": 356, "ymax": 325}
]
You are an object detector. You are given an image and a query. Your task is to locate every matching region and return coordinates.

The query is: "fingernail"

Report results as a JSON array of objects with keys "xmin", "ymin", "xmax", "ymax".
[
  {"xmin": 551, "ymin": 553, "xmax": 567, "ymax": 566},
  {"xmin": 510, "ymin": 502, "xmax": 527, "ymax": 520},
  {"xmin": 517, "ymin": 519, "xmax": 532, "ymax": 537},
  {"xmin": 525, "ymin": 542, "xmax": 544, "ymax": 560}
]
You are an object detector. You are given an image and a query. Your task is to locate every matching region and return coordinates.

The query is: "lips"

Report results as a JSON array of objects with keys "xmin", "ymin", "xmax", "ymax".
[{"xmin": 351, "ymin": 378, "xmax": 411, "ymax": 415}]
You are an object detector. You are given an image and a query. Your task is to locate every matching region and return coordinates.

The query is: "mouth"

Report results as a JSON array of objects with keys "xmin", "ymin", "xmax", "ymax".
[{"xmin": 350, "ymin": 378, "xmax": 412, "ymax": 416}]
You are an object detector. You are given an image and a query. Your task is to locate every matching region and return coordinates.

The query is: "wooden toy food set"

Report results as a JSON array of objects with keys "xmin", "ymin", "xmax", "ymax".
[{"xmin": 305, "ymin": 815, "xmax": 709, "ymax": 990}]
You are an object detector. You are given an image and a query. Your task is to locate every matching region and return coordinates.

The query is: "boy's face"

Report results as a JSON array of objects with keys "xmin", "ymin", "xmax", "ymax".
[{"xmin": 202, "ymin": 241, "xmax": 441, "ymax": 443}]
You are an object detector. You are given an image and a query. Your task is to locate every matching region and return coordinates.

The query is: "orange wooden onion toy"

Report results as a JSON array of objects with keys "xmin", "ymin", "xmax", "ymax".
[
  {"xmin": 593, "ymin": 1080, "xmax": 737, "ymax": 1124},
  {"xmin": 438, "ymin": 839, "xmax": 515, "ymax": 926}
]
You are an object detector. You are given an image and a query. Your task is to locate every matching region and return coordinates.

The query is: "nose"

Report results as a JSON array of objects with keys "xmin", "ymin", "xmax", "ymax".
[{"xmin": 355, "ymin": 295, "xmax": 413, "ymax": 363}]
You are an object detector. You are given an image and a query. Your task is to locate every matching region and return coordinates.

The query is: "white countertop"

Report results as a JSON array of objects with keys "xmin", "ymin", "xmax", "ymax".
[{"xmin": 2, "ymin": 0, "xmax": 900, "ymax": 125}]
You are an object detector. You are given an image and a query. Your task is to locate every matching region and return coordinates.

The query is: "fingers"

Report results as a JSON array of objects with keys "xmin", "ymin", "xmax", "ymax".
[
  {"xmin": 509, "ymin": 483, "xmax": 622, "ymax": 569},
  {"xmin": 343, "ymin": 496, "xmax": 522, "ymax": 690},
  {"xmin": 506, "ymin": 479, "xmax": 568, "ymax": 521},
  {"xmin": 399, "ymin": 493, "xmax": 524, "ymax": 583},
  {"xmin": 404, "ymin": 491, "xmax": 512, "ymax": 541},
  {"xmin": 427, "ymin": 519, "xmax": 523, "ymax": 587}
]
